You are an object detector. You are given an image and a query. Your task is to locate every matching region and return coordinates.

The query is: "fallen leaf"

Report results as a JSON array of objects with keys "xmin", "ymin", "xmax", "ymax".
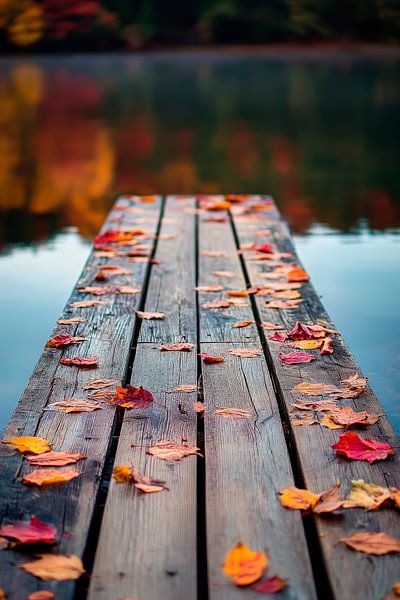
[
  {"xmin": 48, "ymin": 399, "xmax": 102, "ymax": 413},
  {"xmin": 279, "ymin": 487, "xmax": 320, "ymax": 510},
  {"xmin": 111, "ymin": 385, "xmax": 154, "ymax": 409},
  {"xmin": 228, "ymin": 348, "xmax": 262, "ymax": 358},
  {"xmin": 202, "ymin": 300, "xmax": 230, "ymax": 309},
  {"xmin": 98, "ymin": 265, "xmax": 131, "ymax": 276},
  {"xmin": 265, "ymin": 300, "xmax": 304, "ymax": 309},
  {"xmin": 194, "ymin": 285, "xmax": 224, "ymax": 292},
  {"xmin": 261, "ymin": 322, "xmax": 285, "ymax": 330},
  {"xmin": 212, "ymin": 271, "xmax": 236, "ymax": 278},
  {"xmin": 201, "ymin": 251, "xmax": 226, "ymax": 257},
  {"xmin": 215, "ymin": 408, "xmax": 251, "ymax": 419},
  {"xmin": 295, "ymin": 378, "xmax": 366, "ymax": 400},
  {"xmin": 320, "ymin": 337, "xmax": 334, "ymax": 355},
  {"xmin": 26, "ymin": 452, "xmax": 86, "ymax": 467},
  {"xmin": 57, "ymin": 318, "xmax": 85, "ymax": 325},
  {"xmin": 227, "ymin": 298, "xmax": 250, "ymax": 307},
  {"xmin": 251, "ymin": 575, "xmax": 287, "ymax": 594},
  {"xmin": 198, "ymin": 353, "xmax": 224, "ymax": 364},
  {"xmin": 343, "ymin": 480, "xmax": 392, "ymax": 510},
  {"xmin": 94, "ymin": 270, "xmax": 108, "ymax": 281},
  {"xmin": 342, "ymin": 372, "xmax": 368, "ymax": 390},
  {"xmin": 193, "ymin": 402, "xmax": 205, "ymax": 413},
  {"xmin": 172, "ymin": 384, "xmax": 197, "ymax": 392},
  {"xmin": 269, "ymin": 332, "xmax": 288, "ymax": 342},
  {"xmin": 313, "ymin": 483, "xmax": 343, "ymax": 514},
  {"xmin": 20, "ymin": 554, "xmax": 85, "ymax": 581},
  {"xmin": 271, "ymin": 290, "xmax": 301, "ymax": 300},
  {"xmin": 77, "ymin": 286, "xmax": 108, "ymax": 295},
  {"xmin": 287, "ymin": 321, "xmax": 313, "ymax": 340},
  {"xmin": 331, "ymin": 432, "xmax": 395, "ymax": 463},
  {"xmin": 279, "ymin": 351, "xmax": 315, "ymax": 365},
  {"xmin": 46, "ymin": 334, "xmax": 85, "ymax": 348},
  {"xmin": 60, "ymin": 356, "xmax": 98, "ymax": 368},
  {"xmin": 287, "ymin": 268, "xmax": 309, "ymax": 282},
  {"xmin": 147, "ymin": 441, "xmax": 201, "ymax": 461},
  {"xmin": 290, "ymin": 413, "xmax": 318, "ymax": 427},
  {"xmin": 0, "ymin": 516, "xmax": 57, "ymax": 545},
  {"xmin": 69, "ymin": 300, "xmax": 106, "ymax": 308},
  {"xmin": 87, "ymin": 389, "xmax": 114, "ymax": 402},
  {"xmin": 83, "ymin": 378, "xmax": 117, "ymax": 390},
  {"xmin": 136, "ymin": 311, "xmax": 165, "ymax": 320},
  {"xmin": 112, "ymin": 465, "xmax": 132, "ymax": 483},
  {"xmin": 28, "ymin": 592, "xmax": 56, "ymax": 600},
  {"xmin": 226, "ymin": 290, "xmax": 249, "ymax": 297},
  {"xmin": 291, "ymin": 400, "xmax": 339, "ymax": 412},
  {"xmin": 233, "ymin": 319, "xmax": 254, "ymax": 329},
  {"xmin": 391, "ymin": 488, "xmax": 400, "ymax": 509},
  {"xmin": 330, "ymin": 406, "xmax": 379, "ymax": 427},
  {"xmin": 338, "ymin": 532, "xmax": 400, "ymax": 555},
  {"xmin": 254, "ymin": 243, "xmax": 274, "ymax": 254},
  {"xmin": 131, "ymin": 467, "xmax": 168, "ymax": 493},
  {"xmin": 222, "ymin": 542, "xmax": 268, "ymax": 586},
  {"xmin": 320, "ymin": 414, "xmax": 344, "ymax": 429},
  {"xmin": 7, "ymin": 436, "xmax": 51, "ymax": 455},
  {"xmin": 290, "ymin": 339, "xmax": 322, "ymax": 350},
  {"xmin": 160, "ymin": 342, "xmax": 194, "ymax": 352},
  {"xmin": 22, "ymin": 469, "xmax": 80, "ymax": 487}
]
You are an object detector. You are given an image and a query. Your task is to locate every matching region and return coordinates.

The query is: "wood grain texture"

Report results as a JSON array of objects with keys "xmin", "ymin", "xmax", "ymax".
[
  {"xmin": 0, "ymin": 196, "xmax": 162, "ymax": 600},
  {"xmin": 198, "ymin": 207, "xmax": 259, "ymax": 343},
  {"xmin": 202, "ymin": 342, "xmax": 317, "ymax": 600},
  {"xmin": 232, "ymin": 195, "xmax": 400, "ymax": 600},
  {"xmin": 88, "ymin": 196, "xmax": 198, "ymax": 600}
]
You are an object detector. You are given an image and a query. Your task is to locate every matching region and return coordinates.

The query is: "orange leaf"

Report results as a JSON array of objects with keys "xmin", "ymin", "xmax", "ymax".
[
  {"xmin": 20, "ymin": 554, "xmax": 85, "ymax": 581},
  {"xmin": 147, "ymin": 441, "xmax": 201, "ymax": 461},
  {"xmin": 265, "ymin": 299, "xmax": 304, "ymax": 309},
  {"xmin": 279, "ymin": 487, "xmax": 320, "ymax": 510},
  {"xmin": 7, "ymin": 436, "xmax": 51, "ymax": 455},
  {"xmin": 112, "ymin": 465, "xmax": 132, "ymax": 483},
  {"xmin": 290, "ymin": 339, "xmax": 322, "ymax": 350},
  {"xmin": 136, "ymin": 311, "xmax": 165, "ymax": 320},
  {"xmin": 46, "ymin": 334, "xmax": 85, "ymax": 348},
  {"xmin": 160, "ymin": 342, "xmax": 194, "ymax": 352},
  {"xmin": 111, "ymin": 385, "xmax": 153, "ymax": 409},
  {"xmin": 287, "ymin": 268, "xmax": 309, "ymax": 282},
  {"xmin": 83, "ymin": 378, "xmax": 117, "ymax": 390},
  {"xmin": 226, "ymin": 290, "xmax": 249, "ymax": 297},
  {"xmin": 26, "ymin": 452, "xmax": 86, "ymax": 467},
  {"xmin": 330, "ymin": 406, "xmax": 379, "ymax": 427},
  {"xmin": 320, "ymin": 414, "xmax": 344, "ymax": 429},
  {"xmin": 22, "ymin": 469, "xmax": 80, "ymax": 487},
  {"xmin": 198, "ymin": 353, "xmax": 224, "ymax": 364},
  {"xmin": 28, "ymin": 592, "xmax": 56, "ymax": 600},
  {"xmin": 202, "ymin": 300, "xmax": 230, "ymax": 309},
  {"xmin": 60, "ymin": 356, "xmax": 98, "ymax": 368},
  {"xmin": 215, "ymin": 408, "xmax": 251, "ymax": 419},
  {"xmin": 271, "ymin": 290, "xmax": 301, "ymax": 300},
  {"xmin": 222, "ymin": 542, "xmax": 268, "ymax": 586},
  {"xmin": 193, "ymin": 402, "xmax": 205, "ymax": 413},
  {"xmin": 339, "ymin": 532, "xmax": 400, "ymax": 555},
  {"xmin": 228, "ymin": 348, "xmax": 262, "ymax": 358},
  {"xmin": 391, "ymin": 488, "xmax": 400, "ymax": 509},
  {"xmin": 233, "ymin": 319, "xmax": 254, "ymax": 329}
]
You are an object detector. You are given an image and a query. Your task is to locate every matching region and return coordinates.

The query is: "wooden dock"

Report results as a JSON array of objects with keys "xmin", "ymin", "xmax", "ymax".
[{"xmin": 0, "ymin": 194, "xmax": 399, "ymax": 600}]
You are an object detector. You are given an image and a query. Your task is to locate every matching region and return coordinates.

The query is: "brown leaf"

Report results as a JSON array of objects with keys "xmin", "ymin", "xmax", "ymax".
[
  {"xmin": 233, "ymin": 319, "xmax": 254, "ymax": 329},
  {"xmin": 136, "ymin": 311, "xmax": 165, "ymax": 320},
  {"xmin": 26, "ymin": 452, "xmax": 87, "ymax": 467},
  {"xmin": 271, "ymin": 289, "xmax": 301, "ymax": 300},
  {"xmin": 131, "ymin": 467, "xmax": 168, "ymax": 493},
  {"xmin": 69, "ymin": 300, "xmax": 106, "ymax": 308},
  {"xmin": 228, "ymin": 348, "xmax": 262, "ymax": 358},
  {"xmin": 250, "ymin": 575, "xmax": 287, "ymax": 594},
  {"xmin": 83, "ymin": 378, "xmax": 117, "ymax": 390},
  {"xmin": 60, "ymin": 356, "xmax": 98, "ymax": 368},
  {"xmin": 22, "ymin": 469, "xmax": 81, "ymax": 487},
  {"xmin": 215, "ymin": 408, "xmax": 251, "ymax": 419},
  {"xmin": 291, "ymin": 400, "xmax": 339, "ymax": 412},
  {"xmin": 87, "ymin": 389, "xmax": 115, "ymax": 402},
  {"xmin": 202, "ymin": 300, "xmax": 230, "ymax": 309},
  {"xmin": 265, "ymin": 299, "xmax": 304, "ymax": 309},
  {"xmin": 290, "ymin": 413, "xmax": 318, "ymax": 427},
  {"xmin": 20, "ymin": 554, "xmax": 85, "ymax": 581},
  {"xmin": 48, "ymin": 399, "xmax": 102, "ymax": 413},
  {"xmin": 147, "ymin": 441, "xmax": 201, "ymax": 461},
  {"xmin": 261, "ymin": 321, "xmax": 285, "ymax": 330},
  {"xmin": 57, "ymin": 318, "xmax": 85, "ymax": 325},
  {"xmin": 172, "ymin": 384, "xmax": 197, "ymax": 392},
  {"xmin": 313, "ymin": 483, "xmax": 343, "ymax": 514},
  {"xmin": 330, "ymin": 406, "xmax": 380, "ymax": 427},
  {"xmin": 338, "ymin": 532, "xmax": 400, "ymax": 555},
  {"xmin": 320, "ymin": 336, "xmax": 334, "ymax": 355},
  {"xmin": 160, "ymin": 342, "xmax": 194, "ymax": 352}
]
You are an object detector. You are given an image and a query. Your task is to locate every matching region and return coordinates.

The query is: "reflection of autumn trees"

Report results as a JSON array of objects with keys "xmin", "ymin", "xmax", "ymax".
[{"xmin": 0, "ymin": 56, "xmax": 399, "ymax": 249}]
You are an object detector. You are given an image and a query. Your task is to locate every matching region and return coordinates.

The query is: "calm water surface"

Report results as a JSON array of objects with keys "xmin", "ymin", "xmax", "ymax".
[{"xmin": 0, "ymin": 51, "xmax": 399, "ymax": 432}]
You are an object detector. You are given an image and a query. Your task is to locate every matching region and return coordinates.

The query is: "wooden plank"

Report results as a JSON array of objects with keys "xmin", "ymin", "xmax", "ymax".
[
  {"xmin": 0, "ymin": 196, "xmax": 162, "ymax": 600},
  {"xmin": 232, "ymin": 194, "xmax": 400, "ymax": 600},
  {"xmin": 202, "ymin": 343, "xmax": 317, "ymax": 600},
  {"xmin": 198, "ymin": 203, "xmax": 259, "ymax": 343},
  {"xmin": 88, "ymin": 196, "xmax": 198, "ymax": 600}
]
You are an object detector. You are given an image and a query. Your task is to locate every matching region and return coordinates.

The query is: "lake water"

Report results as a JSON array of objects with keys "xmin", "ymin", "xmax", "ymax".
[{"xmin": 0, "ymin": 50, "xmax": 399, "ymax": 432}]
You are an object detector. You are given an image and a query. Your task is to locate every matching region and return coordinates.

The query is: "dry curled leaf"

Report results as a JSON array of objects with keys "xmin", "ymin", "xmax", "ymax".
[
  {"xmin": 136, "ymin": 311, "xmax": 165, "ymax": 320},
  {"xmin": 291, "ymin": 399, "xmax": 339, "ymax": 412},
  {"xmin": 261, "ymin": 322, "xmax": 285, "ymax": 330},
  {"xmin": 279, "ymin": 487, "xmax": 320, "ymax": 510},
  {"xmin": 222, "ymin": 542, "xmax": 268, "ymax": 586},
  {"xmin": 198, "ymin": 352, "xmax": 224, "ymax": 364},
  {"xmin": 279, "ymin": 351, "xmax": 315, "ymax": 365},
  {"xmin": 26, "ymin": 451, "xmax": 86, "ymax": 467},
  {"xmin": 7, "ymin": 436, "xmax": 51, "ymax": 455},
  {"xmin": 202, "ymin": 300, "xmax": 230, "ymax": 309},
  {"xmin": 233, "ymin": 319, "xmax": 254, "ymax": 329},
  {"xmin": 160, "ymin": 342, "xmax": 194, "ymax": 352},
  {"xmin": 251, "ymin": 575, "xmax": 287, "ymax": 594},
  {"xmin": 290, "ymin": 413, "xmax": 318, "ymax": 427},
  {"xmin": 254, "ymin": 242, "xmax": 274, "ymax": 254},
  {"xmin": 83, "ymin": 378, "xmax": 117, "ymax": 390},
  {"xmin": 330, "ymin": 406, "xmax": 380, "ymax": 427},
  {"xmin": 87, "ymin": 389, "xmax": 115, "ymax": 402},
  {"xmin": 131, "ymin": 467, "xmax": 168, "ymax": 493},
  {"xmin": 46, "ymin": 334, "xmax": 85, "ymax": 348},
  {"xmin": 287, "ymin": 321, "xmax": 313, "ymax": 340},
  {"xmin": 332, "ymin": 432, "xmax": 395, "ymax": 463},
  {"xmin": 194, "ymin": 285, "xmax": 224, "ymax": 292},
  {"xmin": 0, "ymin": 516, "xmax": 57, "ymax": 546},
  {"xmin": 69, "ymin": 300, "xmax": 106, "ymax": 308},
  {"xmin": 295, "ymin": 375, "xmax": 366, "ymax": 399},
  {"xmin": 48, "ymin": 399, "xmax": 102, "ymax": 413},
  {"xmin": 290, "ymin": 339, "xmax": 322, "ymax": 350},
  {"xmin": 60, "ymin": 356, "xmax": 98, "ymax": 368},
  {"xmin": 20, "ymin": 554, "xmax": 85, "ymax": 581},
  {"xmin": 320, "ymin": 336, "xmax": 334, "ymax": 355},
  {"xmin": 215, "ymin": 408, "xmax": 251, "ymax": 419},
  {"xmin": 312, "ymin": 483, "xmax": 343, "ymax": 514},
  {"xmin": 343, "ymin": 480, "xmax": 392, "ymax": 510},
  {"xmin": 111, "ymin": 385, "xmax": 154, "ymax": 409},
  {"xmin": 57, "ymin": 318, "xmax": 85, "ymax": 325},
  {"xmin": 172, "ymin": 384, "xmax": 197, "ymax": 393},
  {"xmin": 265, "ymin": 299, "xmax": 303, "ymax": 309},
  {"xmin": 269, "ymin": 332, "xmax": 287, "ymax": 342},
  {"xmin": 338, "ymin": 532, "xmax": 400, "ymax": 555},
  {"xmin": 147, "ymin": 441, "xmax": 201, "ymax": 462},
  {"xmin": 228, "ymin": 348, "xmax": 262, "ymax": 358},
  {"xmin": 22, "ymin": 469, "xmax": 81, "ymax": 487}
]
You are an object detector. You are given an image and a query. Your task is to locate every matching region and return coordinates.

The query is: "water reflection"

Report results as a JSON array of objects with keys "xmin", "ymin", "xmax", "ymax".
[{"xmin": 0, "ymin": 52, "xmax": 399, "ymax": 250}]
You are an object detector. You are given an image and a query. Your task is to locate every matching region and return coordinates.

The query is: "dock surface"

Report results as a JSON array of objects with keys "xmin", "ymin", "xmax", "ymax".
[{"xmin": 0, "ymin": 194, "xmax": 399, "ymax": 600}]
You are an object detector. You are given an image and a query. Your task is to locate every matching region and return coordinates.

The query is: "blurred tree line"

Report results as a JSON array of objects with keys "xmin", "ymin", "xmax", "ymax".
[{"xmin": 0, "ymin": 0, "xmax": 399, "ymax": 50}]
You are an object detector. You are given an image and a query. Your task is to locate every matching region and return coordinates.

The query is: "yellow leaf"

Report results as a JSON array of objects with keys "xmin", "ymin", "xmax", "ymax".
[
  {"xmin": 8, "ymin": 436, "xmax": 51, "ymax": 454},
  {"xmin": 112, "ymin": 465, "xmax": 132, "ymax": 483},
  {"xmin": 279, "ymin": 486, "xmax": 321, "ymax": 510},
  {"xmin": 20, "ymin": 554, "xmax": 84, "ymax": 581},
  {"xmin": 222, "ymin": 542, "xmax": 268, "ymax": 586},
  {"xmin": 343, "ymin": 480, "xmax": 392, "ymax": 510}
]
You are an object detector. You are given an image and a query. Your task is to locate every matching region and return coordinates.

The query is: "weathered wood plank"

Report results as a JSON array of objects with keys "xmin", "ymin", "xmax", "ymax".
[
  {"xmin": 232, "ymin": 194, "xmax": 400, "ymax": 600},
  {"xmin": 0, "ymin": 196, "xmax": 162, "ymax": 600},
  {"xmin": 201, "ymin": 342, "xmax": 317, "ymax": 600},
  {"xmin": 88, "ymin": 196, "xmax": 198, "ymax": 600},
  {"xmin": 198, "ymin": 204, "xmax": 259, "ymax": 343}
]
